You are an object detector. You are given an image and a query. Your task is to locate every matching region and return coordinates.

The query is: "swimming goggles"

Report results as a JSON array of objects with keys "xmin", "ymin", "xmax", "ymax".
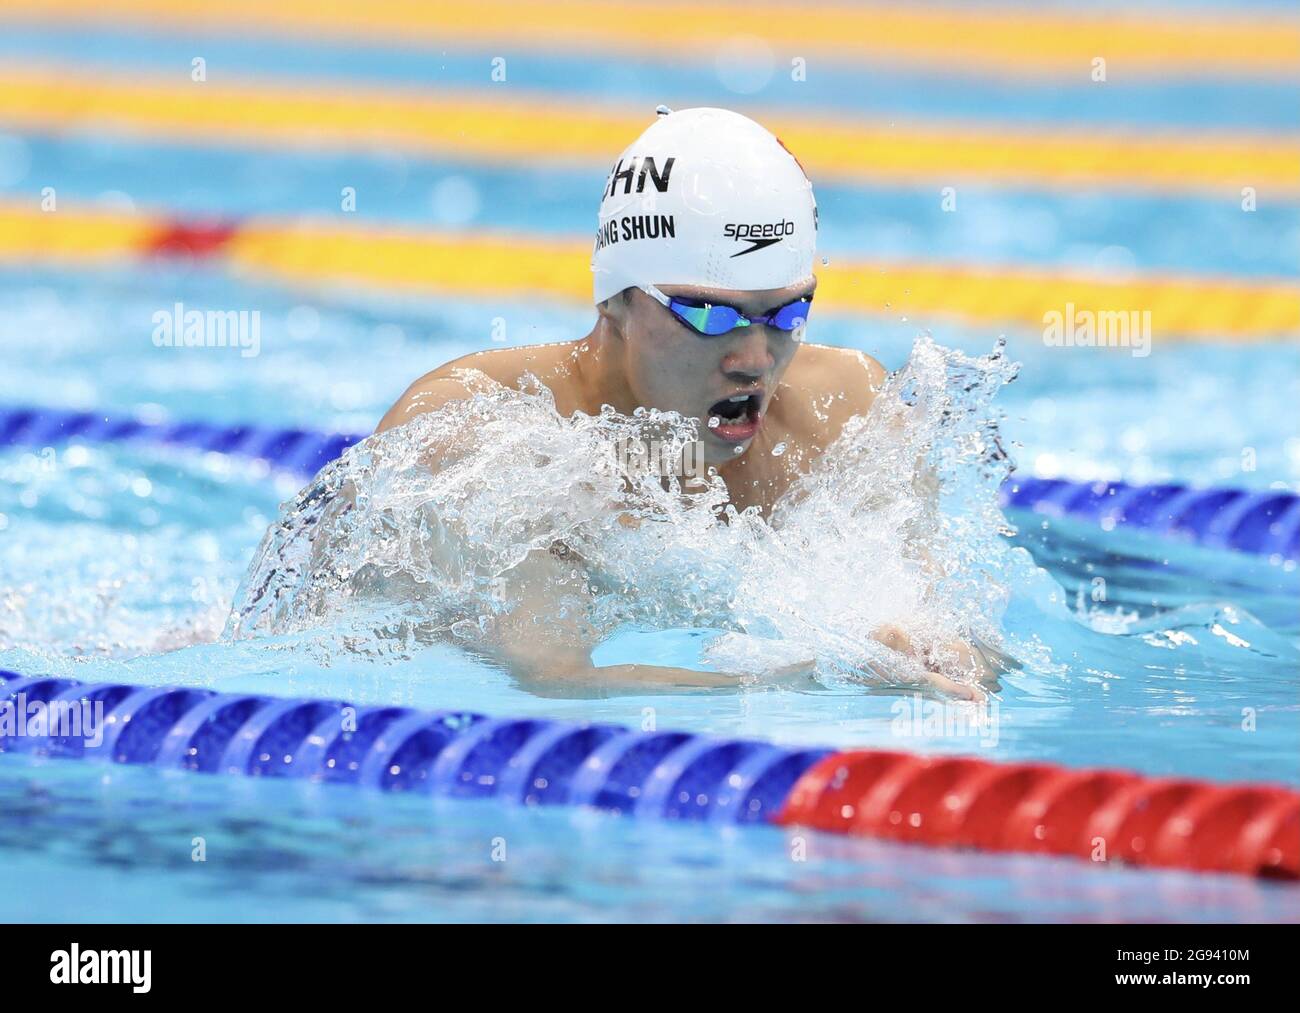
[{"xmin": 638, "ymin": 284, "xmax": 812, "ymax": 337}]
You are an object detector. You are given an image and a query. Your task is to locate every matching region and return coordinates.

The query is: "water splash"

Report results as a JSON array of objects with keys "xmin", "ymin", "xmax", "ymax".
[{"xmin": 225, "ymin": 338, "xmax": 1039, "ymax": 689}]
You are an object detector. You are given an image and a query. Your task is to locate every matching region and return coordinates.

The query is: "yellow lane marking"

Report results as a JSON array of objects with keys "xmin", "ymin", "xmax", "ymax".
[
  {"xmin": 2, "ymin": 0, "xmax": 1297, "ymax": 79},
  {"xmin": 0, "ymin": 67, "xmax": 1296, "ymax": 197},
  {"xmin": 3, "ymin": 203, "xmax": 1295, "ymax": 340},
  {"xmin": 0, "ymin": 202, "xmax": 156, "ymax": 260}
]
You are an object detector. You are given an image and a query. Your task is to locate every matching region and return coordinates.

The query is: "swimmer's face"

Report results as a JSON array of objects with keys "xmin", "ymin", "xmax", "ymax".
[{"xmin": 608, "ymin": 278, "xmax": 814, "ymax": 467}]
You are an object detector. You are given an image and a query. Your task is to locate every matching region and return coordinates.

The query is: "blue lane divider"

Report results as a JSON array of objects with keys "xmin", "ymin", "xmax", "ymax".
[
  {"xmin": 0, "ymin": 404, "xmax": 366, "ymax": 478},
  {"xmin": 3, "ymin": 403, "xmax": 1296, "ymax": 562},
  {"xmin": 0, "ymin": 670, "xmax": 824, "ymax": 825},
  {"xmin": 999, "ymin": 476, "xmax": 1300, "ymax": 562}
]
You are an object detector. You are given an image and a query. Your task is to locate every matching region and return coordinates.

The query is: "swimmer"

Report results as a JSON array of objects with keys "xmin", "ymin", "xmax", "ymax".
[{"xmin": 378, "ymin": 107, "xmax": 1001, "ymax": 698}]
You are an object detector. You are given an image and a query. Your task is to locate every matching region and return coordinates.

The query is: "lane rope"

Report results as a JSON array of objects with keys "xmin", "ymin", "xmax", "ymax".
[
  {"xmin": 1000, "ymin": 476, "xmax": 1300, "ymax": 563},
  {"xmin": 3, "ymin": 407, "xmax": 1297, "ymax": 876},
  {"xmin": 1, "ymin": 670, "xmax": 1294, "ymax": 880},
  {"xmin": 3, "ymin": 403, "xmax": 1296, "ymax": 563}
]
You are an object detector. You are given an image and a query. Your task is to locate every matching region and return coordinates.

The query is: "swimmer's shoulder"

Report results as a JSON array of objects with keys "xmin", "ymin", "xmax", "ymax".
[
  {"xmin": 376, "ymin": 342, "xmax": 579, "ymax": 434},
  {"xmin": 776, "ymin": 344, "xmax": 887, "ymax": 434},
  {"xmin": 803, "ymin": 344, "xmax": 888, "ymax": 404}
]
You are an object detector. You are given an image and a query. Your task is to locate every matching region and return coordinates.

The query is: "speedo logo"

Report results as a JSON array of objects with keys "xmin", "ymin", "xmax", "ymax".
[{"xmin": 724, "ymin": 220, "xmax": 795, "ymax": 257}]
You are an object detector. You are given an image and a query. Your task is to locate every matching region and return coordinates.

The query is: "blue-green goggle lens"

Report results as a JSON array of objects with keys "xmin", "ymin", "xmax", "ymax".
[
  {"xmin": 668, "ymin": 301, "xmax": 743, "ymax": 335},
  {"xmin": 667, "ymin": 297, "xmax": 811, "ymax": 337}
]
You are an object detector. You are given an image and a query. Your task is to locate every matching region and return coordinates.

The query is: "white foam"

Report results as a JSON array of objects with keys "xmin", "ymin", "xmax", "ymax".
[{"xmin": 226, "ymin": 338, "xmax": 1035, "ymax": 690}]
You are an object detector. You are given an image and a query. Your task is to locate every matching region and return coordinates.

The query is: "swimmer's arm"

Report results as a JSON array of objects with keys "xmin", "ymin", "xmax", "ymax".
[
  {"xmin": 479, "ymin": 550, "xmax": 745, "ymax": 692},
  {"xmin": 793, "ymin": 350, "xmax": 1009, "ymax": 699},
  {"xmin": 863, "ymin": 355, "xmax": 1014, "ymax": 693},
  {"xmin": 786, "ymin": 350, "xmax": 1000, "ymax": 698},
  {"xmin": 493, "ymin": 635, "xmax": 746, "ymax": 693},
  {"xmin": 513, "ymin": 657, "xmax": 745, "ymax": 693}
]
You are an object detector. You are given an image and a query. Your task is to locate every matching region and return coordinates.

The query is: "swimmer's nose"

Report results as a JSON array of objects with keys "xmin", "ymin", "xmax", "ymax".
[{"xmin": 719, "ymin": 327, "xmax": 774, "ymax": 379}]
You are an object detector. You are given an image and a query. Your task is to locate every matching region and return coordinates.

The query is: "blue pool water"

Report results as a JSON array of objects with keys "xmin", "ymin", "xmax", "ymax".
[
  {"xmin": 2, "ymin": 269, "xmax": 1296, "ymax": 921},
  {"xmin": 1, "ymin": 3, "xmax": 1298, "ymax": 922}
]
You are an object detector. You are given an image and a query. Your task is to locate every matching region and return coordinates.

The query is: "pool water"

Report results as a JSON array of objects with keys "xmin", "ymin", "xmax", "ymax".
[
  {"xmin": 2, "ymin": 2, "xmax": 1298, "ymax": 922},
  {"xmin": 2, "ymin": 275, "xmax": 1296, "ymax": 921}
]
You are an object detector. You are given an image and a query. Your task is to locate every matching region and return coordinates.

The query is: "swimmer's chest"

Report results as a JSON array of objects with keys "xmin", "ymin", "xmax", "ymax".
[
  {"xmin": 715, "ymin": 384, "xmax": 836, "ymax": 514},
  {"xmin": 716, "ymin": 436, "xmax": 817, "ymax": 515}
]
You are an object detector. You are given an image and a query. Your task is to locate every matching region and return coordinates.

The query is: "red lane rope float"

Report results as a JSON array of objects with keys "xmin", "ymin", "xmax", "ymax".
[
  {"xmin": 144, "ymin": 219, "xmax": 241, "ymax": 258},
  {"xmin": 776, "ymin": 751, "xmax": 1299, "ymax": 880}
]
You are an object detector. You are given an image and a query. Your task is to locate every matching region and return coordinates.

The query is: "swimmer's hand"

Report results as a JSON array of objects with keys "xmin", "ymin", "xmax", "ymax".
[{"xmin": 871, "ymin": 624, "xmax": 1003, "ymax": 702}]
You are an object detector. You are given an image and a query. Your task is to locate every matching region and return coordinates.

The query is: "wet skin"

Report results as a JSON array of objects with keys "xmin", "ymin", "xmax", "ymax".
[
  {"xmin": 377, "ymin": 280, "xmax": 1001, "ymax": 698},
  {"xmin": 379, "ymin": 279, "xmax": 888, "ymax": 516}
]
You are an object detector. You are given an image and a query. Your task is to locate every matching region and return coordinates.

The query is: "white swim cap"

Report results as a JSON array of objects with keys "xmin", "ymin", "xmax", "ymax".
[{"xmin": 591, "ymin": 107, "xmax": 818, "ymax": 305}]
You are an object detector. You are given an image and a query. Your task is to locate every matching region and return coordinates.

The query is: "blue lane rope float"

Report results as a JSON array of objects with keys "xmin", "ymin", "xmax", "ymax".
[
  {"xmin": 2, "ymin": 403, "xmax": 1296, "ymax": 563},
  {"xmin": 999, "ymin": 476, "xmax": 1300, "ymax": 562},
  {"xmin": 2, "ymin": 670, "xmax": 1296, "ymax": 878},
  {"xmin": 0, "ymin": 404, "xmax": 361, "ymax": 480},
  {"xmin": 0, "ymin": 671, "xmax": 820, "ymax": 823}
]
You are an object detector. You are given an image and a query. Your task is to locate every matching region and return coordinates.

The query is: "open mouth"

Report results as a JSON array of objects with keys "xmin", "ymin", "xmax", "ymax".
[{"xmin": 705, "ymin": 392, "xmax": 763, "ymax": 443}]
